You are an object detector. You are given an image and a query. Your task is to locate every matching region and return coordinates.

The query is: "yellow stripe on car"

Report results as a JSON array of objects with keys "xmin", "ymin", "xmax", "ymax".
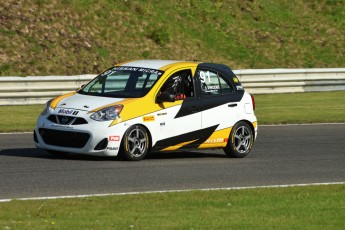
[
  {"xmin": 50, "ymin": 92, "xmax": 76, "ymax": 109},
  {"xmin": 161, "ymin": 139, "xmax": 199, "ymax": 151},
  {"xmin": 198, "ymin": 127, "xmax": 232, "ymax": 148}
]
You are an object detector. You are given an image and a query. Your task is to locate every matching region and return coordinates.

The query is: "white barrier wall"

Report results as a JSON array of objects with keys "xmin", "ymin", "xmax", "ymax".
[
  {"xmin": 235, "ymin": 68, "xmax": 345, "ymax": 94},
  {"xmin": 0, "ymin": 69, "xmax": 345, "ymax": 105}
]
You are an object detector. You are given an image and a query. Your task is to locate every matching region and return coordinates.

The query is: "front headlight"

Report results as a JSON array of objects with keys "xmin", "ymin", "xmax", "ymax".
[
  {"xmin": 41, "ymin": 99, "xmax": 53, "ymax": 115},
  {"xmin": 90, "ymin": 105, "xmax": 123, "ymax": 121}
]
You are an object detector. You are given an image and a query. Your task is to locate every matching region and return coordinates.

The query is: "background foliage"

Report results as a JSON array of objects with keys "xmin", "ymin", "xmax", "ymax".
[{"xmin": 1, "ymin": 0, "xmax": 344, "ymax": 76}]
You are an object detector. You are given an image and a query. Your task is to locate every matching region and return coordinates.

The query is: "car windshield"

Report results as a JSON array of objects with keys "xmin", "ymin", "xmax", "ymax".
[{"xmin": 79, "ymin": 66, "xmax": 164, "ymax": 98}]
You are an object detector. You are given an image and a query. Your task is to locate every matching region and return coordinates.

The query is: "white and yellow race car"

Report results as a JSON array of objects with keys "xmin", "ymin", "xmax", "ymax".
[{"xmin": 34, "ymin": 60, "xmax": 257, "ymax": 160}]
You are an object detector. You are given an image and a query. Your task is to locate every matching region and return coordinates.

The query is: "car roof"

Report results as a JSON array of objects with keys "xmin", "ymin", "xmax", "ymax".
[
  {"xmin": 115, "ymin": 60, "xmax": 236, "ymax": 79},
  {"xmin": 117, "ymin": 60, "xmax": 199, "ymax": 71},
  {"xmin": 198, "ymin": 62, "xmax": 237, "ymax": 79}
]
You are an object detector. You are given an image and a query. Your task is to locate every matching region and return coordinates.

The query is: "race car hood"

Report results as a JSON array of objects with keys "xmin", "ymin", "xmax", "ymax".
[{"xmin": 53, "ymin": 93, "xmax": 125, "ymax": 112}]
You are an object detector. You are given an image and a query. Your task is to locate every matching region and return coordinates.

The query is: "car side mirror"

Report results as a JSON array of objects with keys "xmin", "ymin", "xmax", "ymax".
[
  {"xmin": 156, "ymin": 92, "xmax": 176, "ymax": 103},
  {"xmin": 78, "ymin": 84, "xmax": 85, "ymax": 91}
]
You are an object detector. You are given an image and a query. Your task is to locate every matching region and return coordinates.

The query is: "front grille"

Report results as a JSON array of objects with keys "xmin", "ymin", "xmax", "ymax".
[
  {"xmin": 38, "ymin": 128, "xmax": 90, "ymax": 148},
  {"xmin": 48, "ymin": 115, "xmax": 88, "ymax": 125},
  {"xmin": 73, "ymin": 118, "xmax": 88, "ymax": 125}
]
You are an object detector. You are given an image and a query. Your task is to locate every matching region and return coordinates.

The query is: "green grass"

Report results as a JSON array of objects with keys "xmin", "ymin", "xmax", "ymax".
[
  {"xmin": 1, "ymin": 0, "xmax": 344, "ymax": 76},
  {"xmin": 0, "ymin": 91, "xmax": 344, "ymax": 132},
  {"xmin": 254, "ymin": 91, "xmax": 345, "ymax": 124},
  {"xmin": 0, "ymin": 105, "xmax": 42, "ymax": 132},
  {"xmin": 1, "ymin": 184, "xmax": 344, "ymax": 229}
]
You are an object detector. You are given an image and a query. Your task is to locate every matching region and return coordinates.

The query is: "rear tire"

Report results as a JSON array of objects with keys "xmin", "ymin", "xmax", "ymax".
[
  {"xmin": 120, "ymin": 125, "xmax": 150, "ymax": 161},
  {"xmin": 224, "ymin": 121, "xmax": 254, "ymax": 158}
]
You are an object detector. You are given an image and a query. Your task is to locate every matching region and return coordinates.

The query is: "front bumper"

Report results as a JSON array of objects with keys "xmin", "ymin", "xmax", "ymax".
[{"xmin": 34, "ymin": 114, "xmax": 126, "ymax": 157}]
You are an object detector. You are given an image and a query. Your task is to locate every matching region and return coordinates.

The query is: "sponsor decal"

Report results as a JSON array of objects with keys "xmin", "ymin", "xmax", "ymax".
[
  {"xmin": 143, "ymin": 116, "xmax": 155, "ymax": 122},
  {"xmin": 102, "ymin": 66, "xmax": 163, "ymax": 77},
  {"xmin": 236, "ymin": 85, "xmax": 244, "ymax": 90},
  {"xmin": 205, "ymin": 138, "xmax": 228, "ymax": 144},
  {"xmin": 157, "ymin": 112, "xmax": 167, "ymax": 116},
  {"xmin": 138, "ymin": 68, "xmax": 163, "ymax": 75},
  {"xmin": 107, "ymin": 147, "xmax": 119, "ymax": 151},
  {"xmin": 109, "ymin": 136, "xmax": 120, "ymax": 141},
  {"xmin": 160, "ymin": 122, "xmax": 165, "ymax": 126},
  {"xmin": 57, "ymin": 108, "xmax": 79, "ymax": 115}
]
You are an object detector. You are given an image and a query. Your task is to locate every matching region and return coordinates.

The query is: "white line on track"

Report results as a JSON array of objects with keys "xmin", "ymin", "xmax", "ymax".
[{"xmin": 1, "ymin": 182, "xmax": 344, "ymax": 203}]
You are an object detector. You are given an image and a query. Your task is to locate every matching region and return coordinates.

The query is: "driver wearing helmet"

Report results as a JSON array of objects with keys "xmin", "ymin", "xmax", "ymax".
[{"xmin": 159, "ymin": 71, "xmax": 192, "ymax": 100}]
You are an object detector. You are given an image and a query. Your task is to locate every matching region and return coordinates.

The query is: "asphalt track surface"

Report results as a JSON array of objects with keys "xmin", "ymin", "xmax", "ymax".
[{"xmin": 0, "ymin": 124, "xmax": 344, "ymax": 200}]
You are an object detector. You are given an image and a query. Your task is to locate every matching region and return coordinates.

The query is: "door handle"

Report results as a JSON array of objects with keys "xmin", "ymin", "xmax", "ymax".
[{"xmin": 228, "ymin": 103, "xmax": 237, "ymax": 107}]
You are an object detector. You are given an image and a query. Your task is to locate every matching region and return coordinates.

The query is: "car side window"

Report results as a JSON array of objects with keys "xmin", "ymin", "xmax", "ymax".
[
  {"xmin": 197, "ymin": 69, "xmax": 234, "ymax": 95},
  {"xmin": 159, "ymin": 69, "xmax": 194, "ymax": 100}
]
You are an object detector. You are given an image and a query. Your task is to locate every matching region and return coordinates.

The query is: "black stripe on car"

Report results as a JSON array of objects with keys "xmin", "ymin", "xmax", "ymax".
[{"xmin": 152, "ymin": 124, "xmax": 219, "ymax": 151}]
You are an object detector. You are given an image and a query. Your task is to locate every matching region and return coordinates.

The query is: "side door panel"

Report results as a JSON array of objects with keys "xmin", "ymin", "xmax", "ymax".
[
  {"xmin": 151, "ymin": 69, "xmax": 202, "ymax": 151},
  {"xmin": 199, "ymin": 95, "xmax": 239, "ymax": 148},
  {"xmin": 195, "ymin": 68, "xmax": 244, "ymax": 148},
  {"xmin": 153, "ymin": 98, "xmax": 202, "ymax": 151}
]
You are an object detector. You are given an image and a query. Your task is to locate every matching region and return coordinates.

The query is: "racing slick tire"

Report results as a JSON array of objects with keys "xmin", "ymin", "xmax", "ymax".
[
  {"xmin": 224, "ymin": 121, "xmax": 254, "ymax": 158},
  {"xmin": 119, "ymin": 125, "xmax": 150, "ymax": 161}
]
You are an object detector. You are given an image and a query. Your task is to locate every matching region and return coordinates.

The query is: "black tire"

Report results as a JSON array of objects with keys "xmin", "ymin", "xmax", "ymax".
[
  {"xmin": 224, "ymin": 121, "xmax": 254, "ymax": 158},
  {"xmin": 120, "ymin": 125, "xmax": 150, "ymax": 161}
]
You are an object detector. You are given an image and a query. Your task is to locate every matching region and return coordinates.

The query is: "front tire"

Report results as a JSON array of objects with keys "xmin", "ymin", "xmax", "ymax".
[
  {"xmin": 224, "ymin": 121, "xmax": 254, "ymax": 158},
  {"xmin": 120, "ymin": 125, "xmax": 150, "ymax": 161}
]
